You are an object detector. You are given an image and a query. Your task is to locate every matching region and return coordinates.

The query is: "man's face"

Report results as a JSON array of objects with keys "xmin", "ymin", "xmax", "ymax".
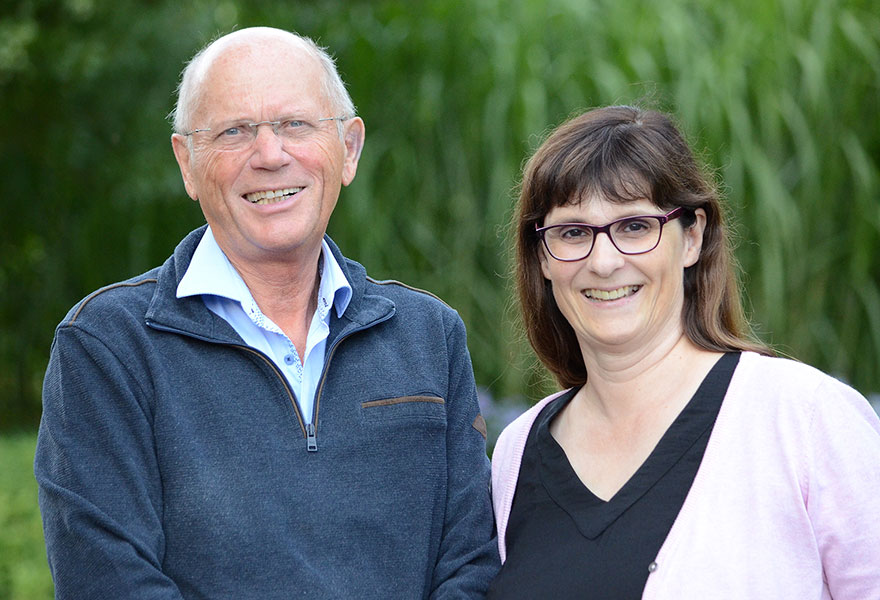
[{"xmin": 172, "ymin": 38, "xmax": 364, "ymax": 268}]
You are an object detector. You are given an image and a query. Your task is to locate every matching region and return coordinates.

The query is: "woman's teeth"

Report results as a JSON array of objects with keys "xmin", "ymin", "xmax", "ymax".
[
  {"xmin": 584, "ymin": 285, "xmax": 640, "ymax": 301},
  {"xmin": 245, "ymin": 187, "xmax": 303, "ymax": 204}
]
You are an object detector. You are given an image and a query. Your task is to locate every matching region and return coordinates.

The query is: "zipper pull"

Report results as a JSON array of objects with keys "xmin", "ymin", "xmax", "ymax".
[{"xmin": 306, "ymin": 423, "xmax": 317, "ymax": 452}]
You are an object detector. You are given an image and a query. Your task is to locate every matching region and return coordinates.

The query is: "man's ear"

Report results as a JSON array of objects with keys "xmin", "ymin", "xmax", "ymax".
[
  {"xmin": 341, "ymin": 117, "xmax": 365, "ymax": 187},
  {"xmin": 683, "ymin": 207, "xmax": 707, "ymax": 268},
  {"xmin": 171, "ymin": 134, "xmax": 199, "ymax": 201}
]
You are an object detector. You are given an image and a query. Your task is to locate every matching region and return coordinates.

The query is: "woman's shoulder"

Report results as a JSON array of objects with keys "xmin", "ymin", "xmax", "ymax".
[
  {"xmin": 736, "ymin": 351, "xmax": 861, "ymax": 396},
  {"xmin": 494, "ymin": 390, "xmax": 569, "ymax": 458},
  {"xmin": 729, "ymin": 351, "xmax": 877, "ymax": 433}
]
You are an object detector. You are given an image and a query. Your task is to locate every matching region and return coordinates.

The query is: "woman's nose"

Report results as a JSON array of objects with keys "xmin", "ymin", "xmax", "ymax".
[{"xmin": 586, "ymin": 231, "xmax": 626, "ymax": 275}]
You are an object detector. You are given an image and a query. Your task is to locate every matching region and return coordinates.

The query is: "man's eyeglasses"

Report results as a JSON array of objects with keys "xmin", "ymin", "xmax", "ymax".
[
  {"xmin": 536, "ymin": 207, "xmax": 687, "ymax": 262},
  {"xmin": 181, "ymin": 115, "xmax": 350, "ymax": 153}
]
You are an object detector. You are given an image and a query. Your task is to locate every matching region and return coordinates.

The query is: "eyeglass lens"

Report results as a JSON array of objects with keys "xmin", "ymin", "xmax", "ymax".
[
  {"xmin": 543, "ymin": 215, "xmax": 664, "ymax": 260},
  {"xmin": 191, "ymin": 117, "xmax": 338, "ymax": 152}
]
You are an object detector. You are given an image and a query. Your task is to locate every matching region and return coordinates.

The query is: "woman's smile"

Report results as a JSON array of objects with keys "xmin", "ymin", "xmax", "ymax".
[{"xmin": 582, "ymin": 285, "xmax": 642, "ymax": 302}]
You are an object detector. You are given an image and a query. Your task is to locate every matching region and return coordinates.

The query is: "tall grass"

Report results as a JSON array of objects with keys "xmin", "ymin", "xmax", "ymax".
[
  {"xmin": 1, "ymin": 0, "xmax": 878, "ymax": 427},
  {"xmin": 1, "ymin": 0, "xmax": 878, "ymax": 593},
  {"xmin": 323, "ymin": 0, "xmax": 880, "ymax": 399},
  {"xmin": 0, "ymin": 434, "xmax": 52, "ymax": 599}
]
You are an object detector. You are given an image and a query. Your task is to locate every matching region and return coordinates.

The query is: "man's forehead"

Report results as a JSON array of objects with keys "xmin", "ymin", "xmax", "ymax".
[
  {"xmin": 193, "ymin": 41, "xmax": 327, "ymax": 120},
  {"xmin": 204, "ymin": 36, "xmax": 317, "ymax": 81},
  {"xmin": 201, "ymin": 28, "xmax": 310, "ymax": 67}
]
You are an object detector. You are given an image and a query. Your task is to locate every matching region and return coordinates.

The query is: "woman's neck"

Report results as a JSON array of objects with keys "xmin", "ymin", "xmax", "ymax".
[
  {"xmin": 577, "ymin": 332, "xmax": 721, "ymax": 425},
  {"xmin": 550, "ymin": 333, "xmax": 724, "ymax": 501}
]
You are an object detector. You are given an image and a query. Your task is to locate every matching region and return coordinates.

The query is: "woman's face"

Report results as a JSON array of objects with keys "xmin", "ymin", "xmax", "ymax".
[{"xmin": 539, "ymin": 195, "xmax": 705, "ymax": 357}]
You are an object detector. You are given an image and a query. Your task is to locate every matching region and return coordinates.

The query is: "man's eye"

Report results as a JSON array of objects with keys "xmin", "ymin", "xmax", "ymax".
[
  {"xmin": 282, "ymin": 119, "xmax": 307, "ymax": 129},
  {"xmin": 219, "ymin": 126, "xmax": 245, "ymax": 138}
]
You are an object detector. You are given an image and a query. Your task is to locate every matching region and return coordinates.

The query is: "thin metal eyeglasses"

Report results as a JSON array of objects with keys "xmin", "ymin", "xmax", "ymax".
[
  {"xmin": 536, "ymin": 207, "xmax": 686, "ymax": 262},
  {"xmin": 181, "ymin": 115, "xmax": 351, "ymax": 152}
]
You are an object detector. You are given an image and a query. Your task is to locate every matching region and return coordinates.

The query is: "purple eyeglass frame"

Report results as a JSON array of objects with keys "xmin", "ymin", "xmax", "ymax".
[{"xmin": 535, "ymin": 206, "xmax": 686, "ymax": 262}]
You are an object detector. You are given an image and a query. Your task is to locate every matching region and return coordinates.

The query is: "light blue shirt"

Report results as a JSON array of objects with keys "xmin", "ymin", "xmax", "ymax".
[{"xmin": 177, "ymin": 227, "xmax": 352, "ymax": 424}]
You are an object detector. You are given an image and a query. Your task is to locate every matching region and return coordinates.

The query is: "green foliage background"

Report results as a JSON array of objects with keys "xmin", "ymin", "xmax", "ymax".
[
  {"xmin": 0, "ymin": 435, "xmax": 51, "ymax": 599},
  {"xmin": 2, "ymin": 0, "xmax": 879, "ymax": 433},
  {"xmin": 0, "ymin": 0, "xmax": 878, "ymax": 596}
]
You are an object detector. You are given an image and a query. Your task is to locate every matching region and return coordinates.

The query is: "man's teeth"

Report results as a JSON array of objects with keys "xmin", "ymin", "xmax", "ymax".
[
  {"xmin": 584, "ymin": 285, "xmax": 640, "ymax": 301},
  {"xmin": 245, "ymin": 187, "xmax": 303, "ymax": 204}
]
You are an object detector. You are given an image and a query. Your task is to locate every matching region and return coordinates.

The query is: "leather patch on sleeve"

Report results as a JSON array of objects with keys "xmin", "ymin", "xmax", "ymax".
[{"xmin": 472, "ymin": 414, "xmax": 487, "ymax": 439}]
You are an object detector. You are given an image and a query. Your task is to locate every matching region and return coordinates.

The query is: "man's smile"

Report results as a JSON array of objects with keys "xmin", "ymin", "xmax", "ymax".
[{"xmin": 244, "ymin": 187, "xmax": 303, "ymax": 204}]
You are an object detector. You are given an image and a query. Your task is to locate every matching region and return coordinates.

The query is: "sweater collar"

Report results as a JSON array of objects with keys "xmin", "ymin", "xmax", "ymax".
[
  {"xmin": 145, "ymin": 226, "xmax": 393, "ymax": 342},
  {"xmin": 176, "ymin": 225, "xmax": 353, "ymax": 320}
]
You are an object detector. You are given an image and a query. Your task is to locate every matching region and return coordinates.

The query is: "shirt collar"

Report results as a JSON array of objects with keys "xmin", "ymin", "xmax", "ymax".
[
  {"xmin": 177, "ymin": 226, "xmax": 352, "ymax": 318},
  {"xmin": 318, "ymin": 236, "xmax": 352, "ymax": 318}
]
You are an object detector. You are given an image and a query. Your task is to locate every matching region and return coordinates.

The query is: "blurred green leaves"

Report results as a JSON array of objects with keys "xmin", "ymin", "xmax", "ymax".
[
  {"xmin": 0, "ymin": 434, "xmax": 51, "ymax": 599},
  {"xmin": 1, "ymin": 0, "xmax": 878, "ymax": 429}
]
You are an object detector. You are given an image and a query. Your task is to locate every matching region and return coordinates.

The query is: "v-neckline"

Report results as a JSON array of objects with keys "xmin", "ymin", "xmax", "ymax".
[{"xmin": 535, "ymin": 352, "xmax": 739, "ymax": 539}]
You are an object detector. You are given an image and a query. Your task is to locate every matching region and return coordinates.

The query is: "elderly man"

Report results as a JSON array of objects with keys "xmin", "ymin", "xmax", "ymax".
[{"xmin": 35, "ymin": 27, "xmax": 499, "ymax": 599}]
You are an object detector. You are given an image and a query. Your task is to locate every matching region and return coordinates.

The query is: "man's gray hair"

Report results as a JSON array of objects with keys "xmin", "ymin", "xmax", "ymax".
[{"xmin": 169, "ymin": 28, "xmax": 356, "ymax": 134}]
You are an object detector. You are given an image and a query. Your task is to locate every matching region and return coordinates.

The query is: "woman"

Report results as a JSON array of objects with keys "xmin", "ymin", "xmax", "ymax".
[{"xmin": 489, "ymin": 106, "xmax": 880, "ymax": 598}]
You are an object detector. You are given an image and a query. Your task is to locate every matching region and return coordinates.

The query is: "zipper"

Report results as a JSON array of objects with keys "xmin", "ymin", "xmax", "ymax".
[
  {"xmin": 237, "ymin": 346, "xmax": 308, "ymax": 440},
  {"xmin": 308, "ymin": 313, "xmax": 394, "ymax": 452},
  {"xmin": 147, "ymin": 308, "xmax": 394, "ymax": 453},
  {"xmin": 306, "ymin": 424, "xmax": 317, "ymax": 452},
  {"xmin": 144, "ymin": 320, "xmax": 308, "ymax": 439}
]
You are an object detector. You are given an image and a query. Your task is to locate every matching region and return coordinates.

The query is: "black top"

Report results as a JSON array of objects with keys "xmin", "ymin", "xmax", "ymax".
[{"xmin": 488, "ymin": 352, "xmax": 740, "ymax": 599}]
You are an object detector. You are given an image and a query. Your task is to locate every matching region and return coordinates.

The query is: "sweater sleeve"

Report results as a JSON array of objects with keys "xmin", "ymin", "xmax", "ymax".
[
  {"xmin": 489, "ymin": 419, "xmax": 518, "ymax": 563},
  {"xmin": 35, "ymin": 323, "xmax": 185, "ymax": 599},
  {"xmin": 428, "ymin": 314, "xmax": 501, "ymax": 598},
  {"xmin": 490, "ymin": 392, "xmax": 566, "ymax": 563},
  {"xmin": 804, "ymin": 375, "xmax": 880, "ymax": 598}
]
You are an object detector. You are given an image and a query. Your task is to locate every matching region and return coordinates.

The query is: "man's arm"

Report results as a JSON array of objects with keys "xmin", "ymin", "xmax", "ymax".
[
  {"xmin": 429, "ymin": 315, "xmax": 500, "ymax": 598},
  {"xmin": 35, "ymin": 323, "xmax": 185, "ymax": 599}
]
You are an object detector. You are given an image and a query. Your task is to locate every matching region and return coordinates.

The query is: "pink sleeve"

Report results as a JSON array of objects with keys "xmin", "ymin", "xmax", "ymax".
[
  {"xmin": 490, "ymin": 410, "xmax": 532, "ymax": 564},
  {"xmin": 491, "ymin": 393, "xmax": 566, "ymax": 563},
  {"xmin": 805, "ymin": 377, "xmax": 880, "ymax": 598}
]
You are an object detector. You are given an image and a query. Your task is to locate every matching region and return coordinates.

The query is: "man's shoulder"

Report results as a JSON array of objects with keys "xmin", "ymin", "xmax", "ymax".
[
  {"xmin": 364, "ymin": 276, "xmax": 452, "ymax": 308},
  {"xmin": 361, "ymin": 275, "xmax": 463, "ymax": 327},
  {"xmin": 60, "ymin": 268, "xmax": 162, "ymax": 329},
  {"xmin": 326, "ymin": 240, "xmax": 463, "ymax": 330},
  {"xmin": 58, "ymin": 227, "xmax": 203, "ymax": 330},
  {"xmin": 329, "ymin": 239, "xmax": 454, "ymax": 314}
]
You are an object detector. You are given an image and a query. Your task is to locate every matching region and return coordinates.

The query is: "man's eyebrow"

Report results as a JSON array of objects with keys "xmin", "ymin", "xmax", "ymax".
[{"xmin": 214, "ymin": 112, "xmax": 314, "ymax": 124}]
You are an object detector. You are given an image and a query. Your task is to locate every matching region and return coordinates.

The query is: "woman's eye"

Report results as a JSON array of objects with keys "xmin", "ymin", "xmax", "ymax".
[
  {"xmin": 619, "ymin": 219, "xmax": 651, "ymax": 233},
  {"xmin": 560, "ymin": 226, "xmax": 591, "ymax": 240}
]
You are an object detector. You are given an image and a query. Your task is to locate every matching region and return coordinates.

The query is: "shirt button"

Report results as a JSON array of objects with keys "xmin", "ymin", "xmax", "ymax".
[
  {"xmin": 284, "ymin": 353, "xmax": 295, "ymax": 365},
  {"xmin": 648, "ymin": 561, "xmax": 658, "ymax": 573}
]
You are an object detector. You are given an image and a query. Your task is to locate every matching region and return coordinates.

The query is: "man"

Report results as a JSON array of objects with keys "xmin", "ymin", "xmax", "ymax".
[{"xmin": 35, "ymin": 27, "xmax": 499, "ymax": 599}]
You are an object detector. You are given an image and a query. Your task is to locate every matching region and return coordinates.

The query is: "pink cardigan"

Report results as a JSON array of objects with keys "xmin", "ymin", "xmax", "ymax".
[{"xmin": 491, "ymin": 352, "xmax": 880, "ymax": 598}]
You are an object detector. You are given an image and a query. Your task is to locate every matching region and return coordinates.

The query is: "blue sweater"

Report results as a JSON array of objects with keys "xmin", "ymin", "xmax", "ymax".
[{"xmin": 36, "ymin": 227, "xmax": 499, "ymax": 599}]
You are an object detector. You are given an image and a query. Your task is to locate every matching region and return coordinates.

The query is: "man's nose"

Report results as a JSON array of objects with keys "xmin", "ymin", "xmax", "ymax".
[{"xmin": 249, "ymin": 124, "xmax": 291, "ymax": 168}]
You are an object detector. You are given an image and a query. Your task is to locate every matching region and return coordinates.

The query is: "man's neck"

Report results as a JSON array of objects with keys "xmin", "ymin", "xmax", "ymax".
[{"xmin": 227, "ymin": 248, "xmax": 323, "ymax": 361}]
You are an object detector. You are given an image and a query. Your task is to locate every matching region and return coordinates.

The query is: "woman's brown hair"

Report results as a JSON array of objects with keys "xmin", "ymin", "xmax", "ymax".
[{"xmin": 515, "ymin": 105, "xmax": 772, "ymax": 388}]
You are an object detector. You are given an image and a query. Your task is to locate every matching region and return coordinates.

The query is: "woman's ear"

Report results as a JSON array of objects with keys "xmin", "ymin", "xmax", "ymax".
[
  {"xmin": 683, "ymin": 208, "xmax": 707, "ymax": 268},
  {"xmin": 540, "ymin": 245, "xmax": 552, "ymax": 280}
]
